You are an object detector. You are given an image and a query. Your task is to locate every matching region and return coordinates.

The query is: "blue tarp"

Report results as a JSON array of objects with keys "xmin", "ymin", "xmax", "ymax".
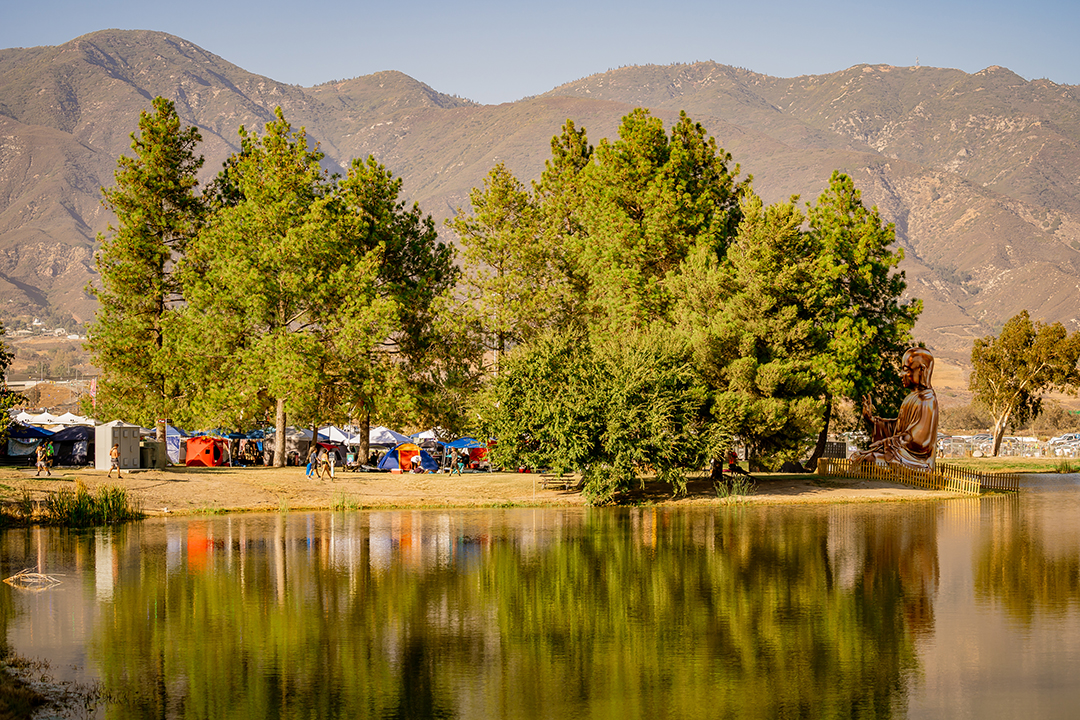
[
  {"xmin": 6, "ymin": 423, "xmax": 53, "ymax": 457},
  {"xmin": 7, "ymin": 423, "xmax": 53, "ymax": 439},
  {"xmin": 444, "ymin": 437, "xmax": 485, "ymax": 449}
]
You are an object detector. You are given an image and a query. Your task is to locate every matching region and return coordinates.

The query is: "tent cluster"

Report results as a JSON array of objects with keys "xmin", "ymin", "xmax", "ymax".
[{"xmin": 5, "ymin": 411, "xmax": 490, "ymax": 474}]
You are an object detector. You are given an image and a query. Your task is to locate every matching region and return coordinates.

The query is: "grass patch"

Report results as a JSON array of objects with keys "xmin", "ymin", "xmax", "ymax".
[
  {"xmin": 943, "ymin": 457, "xmax": 1063, "ymax": 473},
  {"xmin": 715, "ymin": 474, "xmax": 756, "ymax": 501},
  {"xmin": 42, "ymin": 480, "xmax": 143, "ymax": 527},
  {"xmin": 1055, "ymin": 458, "xmax": 1075, "ymax": 474},
  {"xmin": 330, "ymin": 493, "xmax": 360, "ymax": 511}
]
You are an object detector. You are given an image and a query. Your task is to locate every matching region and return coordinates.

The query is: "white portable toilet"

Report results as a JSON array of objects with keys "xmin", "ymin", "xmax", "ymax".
[{"xmin": 95, "ymin": 420, "xmax": 142, "ymax": 471}]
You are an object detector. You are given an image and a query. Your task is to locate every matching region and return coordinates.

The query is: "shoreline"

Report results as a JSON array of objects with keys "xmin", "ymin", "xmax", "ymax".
[{"xmin": 1, "ymin": 465, "xmax": 972, "ymax": 517}]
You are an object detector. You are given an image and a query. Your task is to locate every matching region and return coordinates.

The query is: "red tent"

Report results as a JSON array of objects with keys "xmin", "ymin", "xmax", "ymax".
[{"xmin": 185, "ymin": 436, "xmax": 229, "ymax": 467}]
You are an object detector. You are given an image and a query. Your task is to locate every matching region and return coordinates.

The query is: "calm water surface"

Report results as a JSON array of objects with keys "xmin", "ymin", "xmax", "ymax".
[{"xmin": 3, "ymin": 476, "xmax": 1080, "ymax": 719}]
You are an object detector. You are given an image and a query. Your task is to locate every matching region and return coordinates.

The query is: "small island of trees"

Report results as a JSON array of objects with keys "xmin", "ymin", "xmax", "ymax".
[{"xmin": 87, "ymin": 97, "xmax": 1075, "ymax": 502}]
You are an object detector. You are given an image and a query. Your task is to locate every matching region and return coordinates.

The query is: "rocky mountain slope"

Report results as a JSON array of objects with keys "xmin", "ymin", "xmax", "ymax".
[{"xmin": 1, "ymin": 30, "xmax": 1078, "ymax": 361}]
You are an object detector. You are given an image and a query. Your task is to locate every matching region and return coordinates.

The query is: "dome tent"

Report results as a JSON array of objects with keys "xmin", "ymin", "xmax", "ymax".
[{"xmin": 377, "ymin": 442, "xmax": 438, "ymax": 472}]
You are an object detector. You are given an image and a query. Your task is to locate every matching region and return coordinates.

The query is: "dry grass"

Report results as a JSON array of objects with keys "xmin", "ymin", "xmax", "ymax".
[{"xmin": 0, "ymin": 464, "xmax": 963, "ymax": 516}]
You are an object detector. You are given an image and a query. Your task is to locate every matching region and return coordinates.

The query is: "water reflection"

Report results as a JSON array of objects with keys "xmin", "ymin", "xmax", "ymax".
[{"xmin": 3, "ymin": 489, "xmax": 1080, "ymax": 719}]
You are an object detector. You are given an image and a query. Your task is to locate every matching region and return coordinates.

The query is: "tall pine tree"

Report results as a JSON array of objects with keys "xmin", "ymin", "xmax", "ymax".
[{"xmin": 87, "ymin": 97, "xmax": 205, "ymax": 439}]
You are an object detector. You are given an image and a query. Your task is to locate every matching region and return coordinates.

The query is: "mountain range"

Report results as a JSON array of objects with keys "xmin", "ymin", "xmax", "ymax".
[{"xmin": 2, "ymin": 29, "xmax": 1079, "ymax": 363}]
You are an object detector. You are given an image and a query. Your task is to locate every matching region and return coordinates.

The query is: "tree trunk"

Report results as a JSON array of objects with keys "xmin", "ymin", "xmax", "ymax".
[
  {"xmin": 805, "ymin": 393, "xmax": 833, "ymax": 470},
  {"xmin": 357, "ymin": 400, "xmax": 370, "ymax": 466},
  {"xmin": 274, "ymin": 397, "xmax": 286, "ymax": 467},
  {"xmin": 991, "ymin": 411, "xmax": 1010, "ymax": 457}
]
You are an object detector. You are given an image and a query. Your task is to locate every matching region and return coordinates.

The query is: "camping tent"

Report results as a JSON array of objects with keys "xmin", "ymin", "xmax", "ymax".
[
  {"xmin": 369, "ymin": 426, "xmax": 412, "ymax": 447},
  {"xmin": 6, "ymin": 423, "xmax": 53, "ymax": 457},
  {"xmin": 56, "ymin": 412, "xmax": 94, "ymax": 426},
  {"xmin": 185, "ymin": 436, "xmax": 230, "ymax": 467},
  {"xmin": 320, "ymin": 426, "xmax": 358, "ymax": 444},
  {"xmin": 50, "ymin": 425, "xmax": 94, "ymax": 466},
  {"xmin": 445, "ymin": 437, "xmax": 486, "ymax": 449},
  {"xmin": 377, "ymin": 442, "xmax": 438, "ymax": 472},
  {"xmin": 164, "ymin": 425, "xmax": 187, "ymax": 464},
  {"xmin": 445, "ymin": 437, "xmax": 489, "ymax": 468}
]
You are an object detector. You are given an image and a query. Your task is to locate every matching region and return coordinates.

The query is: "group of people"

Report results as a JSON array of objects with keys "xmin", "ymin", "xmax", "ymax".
[
  {"xmin": 35, "ymin": 440, "xmax": 55, "ymax": 476},
  {"xmin": 305, "ymin": 446, "xmax": 338, "ymax": 479}
]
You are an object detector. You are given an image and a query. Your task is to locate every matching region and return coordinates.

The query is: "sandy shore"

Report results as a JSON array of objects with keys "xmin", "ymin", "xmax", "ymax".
[{"xmin": 1, "ymin": 464, "xmax": 964, "ymax": 516}]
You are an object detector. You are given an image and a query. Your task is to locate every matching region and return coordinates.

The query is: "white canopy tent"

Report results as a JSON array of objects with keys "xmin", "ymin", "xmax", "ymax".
[
  {"xmin": 369, "ymin": 426, "xmax": 412, "ymax": 447},
  {"xmin": 16, "ymin": 411, "xmax": 95, "ymax": 427},
  {"xmin": 320, "ymin": 425, "xmax": 358, "ymax": 444}
]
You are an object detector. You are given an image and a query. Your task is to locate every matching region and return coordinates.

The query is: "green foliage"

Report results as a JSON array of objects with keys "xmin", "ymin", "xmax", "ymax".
[
  {"xmin": 446, "ymin": 163, "xmax": 546, "ymax": 365},
  {"xmin": 43, "ymin": 482, "xmax": 142, "ymax": 527},
  {"xmin": 970, "ymin": 309, "xmax": 1080, "ymax": 455},
  {"xmin": 460, "ymin": 112, "xmax": 917, "ymax": 478},
  {"xmin": 669, "ymin": 194, "xmax": 825, "ymax": 469},
  {"xmin": 805, "ymin": 171, "xmax": 920, "ymax": 411},
  {"xmin": 482, "ymin": 327, "xmax": 730, "ymax": 502},
  {"xmin": 714, "ymin": 473, "xmax": 756, "ymax": 500},
  {"xmin": 86, "ymin": 96, "xmax": 206, "ymax": 430},
  {"xmin": 175, "ymin": 109, "xmax": 462, "ymax": 452},
  {"xmin": 574, "ymin": 109, "xmax": 749, "ymax": 331}
]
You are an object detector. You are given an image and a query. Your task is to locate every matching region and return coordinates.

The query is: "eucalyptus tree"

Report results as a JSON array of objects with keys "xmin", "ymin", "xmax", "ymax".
[
  {"xmin": 970, "ymin": 310, "xmax": 1080, "ymax": 456},
  {"xmin": 87, "ymin": 96, "xmax": 205, "ymax": 439}
]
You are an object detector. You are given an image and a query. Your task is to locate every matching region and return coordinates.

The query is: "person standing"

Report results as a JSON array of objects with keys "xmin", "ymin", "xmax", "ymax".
[{"xmin": 107, "ymin": 443, "xmax": 121, "ymax": 478}]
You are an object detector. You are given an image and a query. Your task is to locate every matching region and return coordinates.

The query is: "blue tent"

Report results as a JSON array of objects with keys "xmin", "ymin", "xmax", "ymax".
[
  {"xmin": 377, "ymin": 442, "xmax": 439, "ymax": 472},
  {"xmin": 444, "ymin": 437, "xmax": 485, "ymax": 449},
  {"xmin": 6, "ymin": 423, "xmax": 53, "ymax": 457}
]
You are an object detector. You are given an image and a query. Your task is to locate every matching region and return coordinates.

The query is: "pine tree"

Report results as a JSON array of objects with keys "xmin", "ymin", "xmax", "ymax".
[
  {"xmin": 87, "ymin": 97, "xmax": 205, "ymax": 439},
  {"xmin": 802, "ymin": 172, "xmax": 921, "ymax": 466}
]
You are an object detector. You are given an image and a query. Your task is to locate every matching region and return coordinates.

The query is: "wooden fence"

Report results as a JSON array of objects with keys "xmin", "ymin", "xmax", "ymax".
[{"xmin": 817, "ymin": 458, "xmax": 1019, "ymax": 495}]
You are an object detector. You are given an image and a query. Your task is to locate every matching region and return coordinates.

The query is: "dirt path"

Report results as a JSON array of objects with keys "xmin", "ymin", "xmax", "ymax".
[{"xmin": 1, "ymin": 464, "xmax": 962, "ymax": 516}]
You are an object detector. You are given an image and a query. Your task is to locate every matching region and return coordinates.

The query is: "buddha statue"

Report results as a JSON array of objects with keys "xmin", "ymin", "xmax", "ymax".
[{"xmin": 851, "ymin": 347, "xmax": 939, "ymax": 470}]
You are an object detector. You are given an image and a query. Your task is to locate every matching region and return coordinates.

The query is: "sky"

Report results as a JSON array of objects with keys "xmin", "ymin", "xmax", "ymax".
[{"xmin": 2, "ymin": 0, "xmax": 1078, "ymax": 105}]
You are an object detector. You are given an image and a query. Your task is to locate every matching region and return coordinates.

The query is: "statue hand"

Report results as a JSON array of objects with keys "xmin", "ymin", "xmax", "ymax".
[{"xmin": 861, "ymin": 394, "xmax": 875, "ymax": 422}]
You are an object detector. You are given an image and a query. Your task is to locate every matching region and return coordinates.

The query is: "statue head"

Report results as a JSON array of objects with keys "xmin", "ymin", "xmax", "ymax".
[{"xmin": 900, "ymin": 347, "xmax": 934, "ymax": 390}]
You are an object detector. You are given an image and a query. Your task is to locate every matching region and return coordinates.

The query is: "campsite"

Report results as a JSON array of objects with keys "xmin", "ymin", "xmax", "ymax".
[{"xmin": 3, "ymin": 412, "xmax": 486, "ymax": 475}]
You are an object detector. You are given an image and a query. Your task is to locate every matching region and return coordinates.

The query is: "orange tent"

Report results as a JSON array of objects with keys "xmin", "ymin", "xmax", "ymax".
[{"xmin": 185, "ymin": 436, "xmax": 229, "ymax": 467}]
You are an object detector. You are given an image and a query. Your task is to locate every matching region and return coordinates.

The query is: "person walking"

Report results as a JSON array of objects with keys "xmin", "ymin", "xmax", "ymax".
[
  {"xmin": 306, "ymin": 447, "xmax": 318, "ymax": 478},
  {"xmin": 35, "ymin": 443, "xmax": 50, "ymax": 476},
  {"xmin": 107, "ymin": 443, "xmax": 121, "ymax": 478}
]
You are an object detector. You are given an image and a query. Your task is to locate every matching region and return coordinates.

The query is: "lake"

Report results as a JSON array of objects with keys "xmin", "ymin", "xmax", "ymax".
[{"xmin": 3, "ymin": 476, "xmax": 1080, "ymax": 719}]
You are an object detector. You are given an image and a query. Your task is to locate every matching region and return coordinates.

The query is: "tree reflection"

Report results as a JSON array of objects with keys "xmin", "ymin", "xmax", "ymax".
[
  {"xmin": 975, "ymin": 494, "xmax": 1080, "ymax": 622},
  {"xmin": 34, "ymin": 507, "xmax": 944, "ymax": 719}
]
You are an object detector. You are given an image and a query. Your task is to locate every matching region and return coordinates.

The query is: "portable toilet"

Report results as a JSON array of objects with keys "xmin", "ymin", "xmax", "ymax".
[{"xmin": 95, "ymin": 421, "xmax": 142, "ymax": 471}]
